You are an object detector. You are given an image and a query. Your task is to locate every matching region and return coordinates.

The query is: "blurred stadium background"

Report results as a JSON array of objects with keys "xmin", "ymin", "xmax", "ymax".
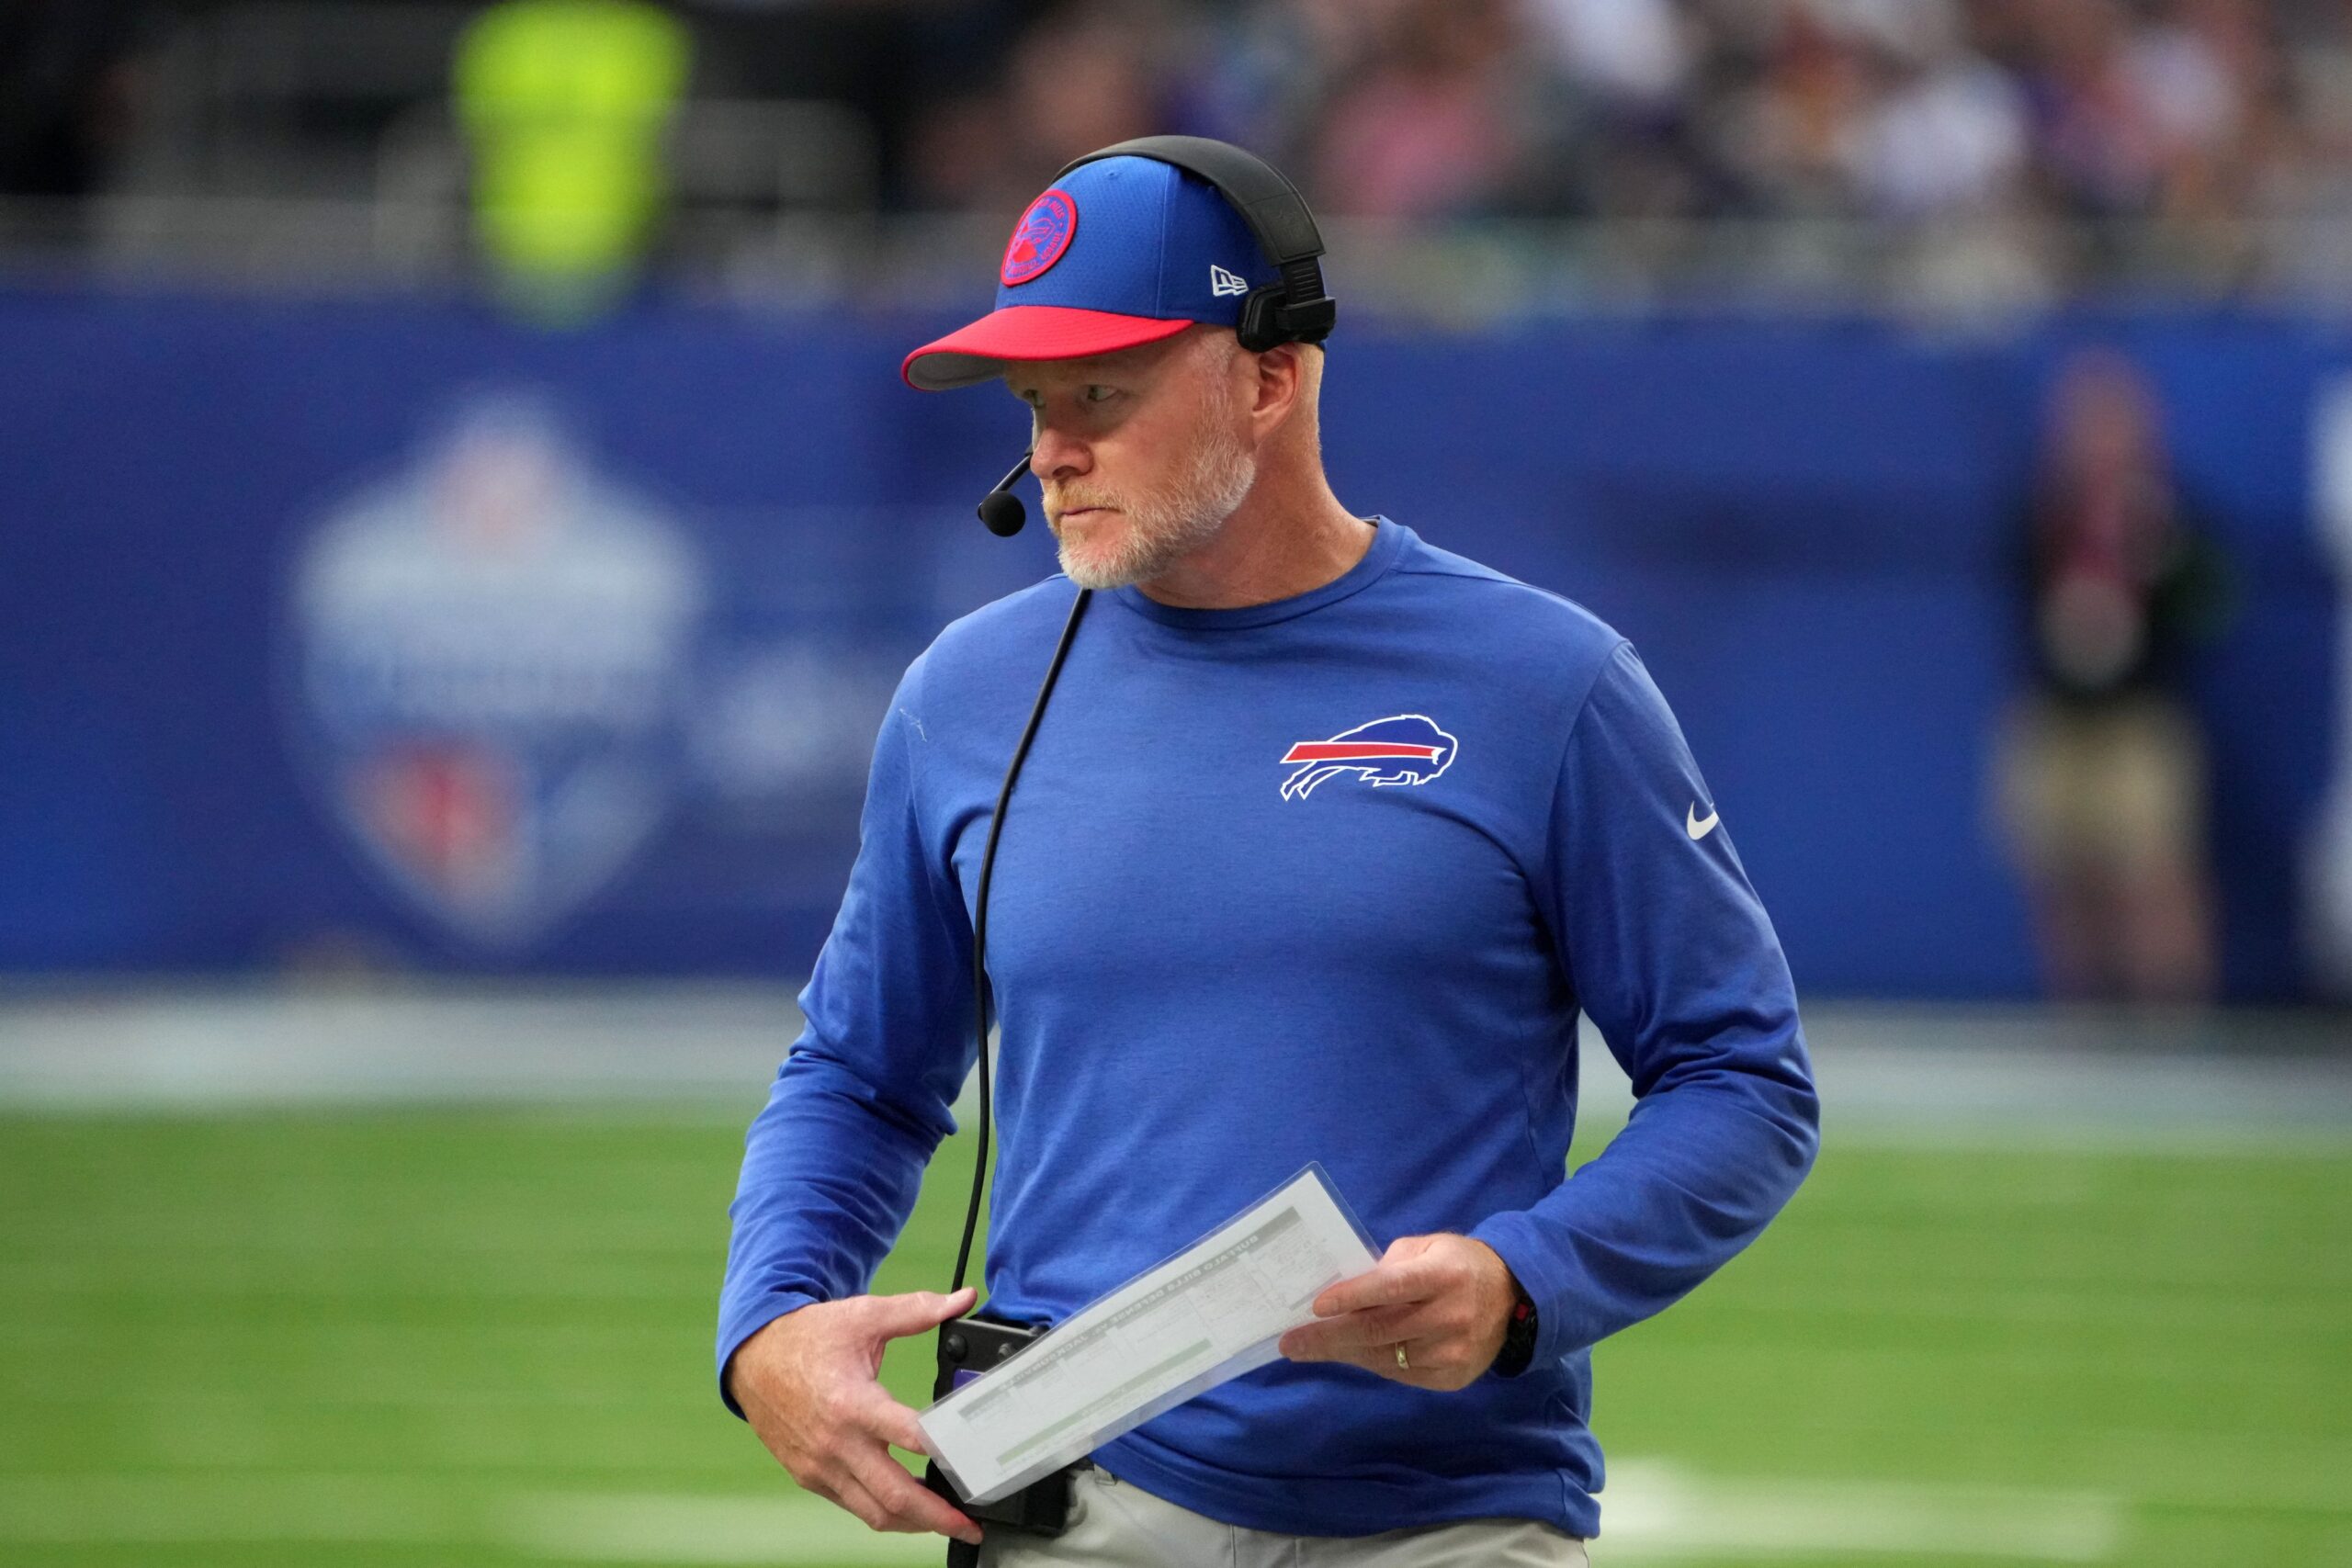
[{"xmin": 2, "ymin": 1, "xmax": 2349, "ymax": 1565}]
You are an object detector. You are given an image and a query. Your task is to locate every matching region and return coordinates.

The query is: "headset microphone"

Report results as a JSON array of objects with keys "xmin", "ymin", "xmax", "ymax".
[{"xmin": 978, "ymin": 448, "xmax": 1035, "ymax": 536}]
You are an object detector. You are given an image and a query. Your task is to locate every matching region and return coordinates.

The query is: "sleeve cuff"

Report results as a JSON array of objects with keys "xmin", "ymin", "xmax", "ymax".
[
  {"xmin": 715, "ymin": 1290, "xmax": 821, "ymax": 1420},
  {"xmin": 1468, "ymin": 1210, "xmax": 1578, "ymax": 1374}
]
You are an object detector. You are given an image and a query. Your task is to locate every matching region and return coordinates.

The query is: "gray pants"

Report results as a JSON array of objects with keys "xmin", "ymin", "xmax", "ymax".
[{"xmin": 980, "ymin": 1465, "xmax": 1590, "ymax": 1567}]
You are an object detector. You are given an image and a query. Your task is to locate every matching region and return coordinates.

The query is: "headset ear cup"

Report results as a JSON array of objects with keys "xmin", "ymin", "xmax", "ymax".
[{"xmin": 1237, "ymin": 286, "xmax": 1283, "ymax": 354}]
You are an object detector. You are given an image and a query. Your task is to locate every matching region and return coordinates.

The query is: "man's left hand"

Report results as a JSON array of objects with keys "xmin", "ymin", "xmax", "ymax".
[{"xmin": 1276, "ymin": 1233, "xmax": 1519, "ymax": 1391}]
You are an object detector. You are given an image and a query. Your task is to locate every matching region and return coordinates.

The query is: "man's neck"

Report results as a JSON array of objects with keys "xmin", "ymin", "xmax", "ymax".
[{"xmin": 1132, "ymin": 469, "xmax": 1375, "ymax": 611}]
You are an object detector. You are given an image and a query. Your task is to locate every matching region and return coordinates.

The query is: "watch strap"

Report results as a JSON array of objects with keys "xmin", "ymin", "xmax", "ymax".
[{"xmin": 1492, "ymin": 1280, "xmax": 1539, "ymax": 1378}]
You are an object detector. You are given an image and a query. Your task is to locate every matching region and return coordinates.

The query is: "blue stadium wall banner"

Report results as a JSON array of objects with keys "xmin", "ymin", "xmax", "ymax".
[{"xmin": 0, "ymin": 288, "xmax": 2345, "ymax": 999}]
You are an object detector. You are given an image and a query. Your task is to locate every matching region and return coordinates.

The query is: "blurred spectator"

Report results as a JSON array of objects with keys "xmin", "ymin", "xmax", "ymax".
[
  {"xmin": 1845, "ymin": 3, "xmax": 2030, "ymax": 220},
  {"xmin": 901, "ymin": 0, "xmax": 1182, "ymax": 212},
  {"xmin": 1714, "ymin": 2, "xmax": 1880, "ymax": 216},
  {"xmin": 1532, "ymin": 0, "xmax": 1694, "ymax": 115},
  {"xmin": 2017, "ymin": 0, "xmax": 2185, "ymax": 217},
  {"xmin": 1522, "ymin": 0, "xmax": 1715, "ymax": 219},
  {"xmin": 1995, "ymin": 348, "xmax": 2232, "ymax": 1004},
  {"xmin": 1297, "ymin": 0, "xmax": 1536, "ymax": 220},
  {"xmin": 2005, "ymin": 0, "xmax": 2292, "ymax": 278},
  {"xmin": 455, "ymin": 0, "xmax": 690, "ymax": 322},
  {"xmin": 0, "ymin": 0, "xmax": 146, "ymax": 198},
  {"xmin": 694, "ymin": 0, "xmax": 1052, "ymax": 210}
]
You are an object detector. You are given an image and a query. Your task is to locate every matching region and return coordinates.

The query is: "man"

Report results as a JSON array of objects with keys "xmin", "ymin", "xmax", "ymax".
[
  {"xmin": 718, "ymin": 141, "xmax": 1819, "ymax": 1563},
  {"xmin": 1996, "ymin": 346, "xmax": 2226, "ymax": 1002}
]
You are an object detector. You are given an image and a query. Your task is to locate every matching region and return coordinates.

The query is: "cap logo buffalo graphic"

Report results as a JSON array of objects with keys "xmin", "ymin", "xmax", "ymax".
[
  {"xmin": 1280, "ymin": 714, "xmax": 1459, "ymax": 800},
  {"xmin": 1001, "ymin": 189, "xmax": 1078, "ymax": 285}
]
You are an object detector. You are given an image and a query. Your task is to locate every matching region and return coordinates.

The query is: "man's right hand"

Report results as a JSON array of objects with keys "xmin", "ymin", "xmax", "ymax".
[{"xmin": 725, "ymin": 1284, "xmax": 983, "ymax": 1547}]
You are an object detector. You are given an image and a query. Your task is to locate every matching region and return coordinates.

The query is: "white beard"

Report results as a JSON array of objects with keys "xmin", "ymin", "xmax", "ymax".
[{"xmin": 1053, "ymin": 405, "xmax": 1257, "ymax": 592}]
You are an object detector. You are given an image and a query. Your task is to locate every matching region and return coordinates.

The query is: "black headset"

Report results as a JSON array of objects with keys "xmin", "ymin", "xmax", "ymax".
[
  {"xmin": 1058, "ymin": 135, "xmax": 1339, "ymax": 355},
  {"xmin": 975, "ymin": 136, "xmax": 1339, "ymax": 536}
]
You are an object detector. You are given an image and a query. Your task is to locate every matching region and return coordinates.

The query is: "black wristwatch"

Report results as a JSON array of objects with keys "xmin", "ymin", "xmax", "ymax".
[{"xmin": 1491, "ymin": 1279, "xmax": 1539, "ymax": 1378}]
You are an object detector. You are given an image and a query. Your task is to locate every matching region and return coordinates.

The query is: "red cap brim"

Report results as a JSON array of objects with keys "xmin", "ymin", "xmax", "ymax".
[{"xmin": 902, "ymin": 305, "xmax": 1195, "ymax": 391}]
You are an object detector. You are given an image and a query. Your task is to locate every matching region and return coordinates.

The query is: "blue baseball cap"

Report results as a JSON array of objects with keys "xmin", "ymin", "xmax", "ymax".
[{"xmin": 902, "ymin": 154, "xmax": 1283, "ymax": 391}]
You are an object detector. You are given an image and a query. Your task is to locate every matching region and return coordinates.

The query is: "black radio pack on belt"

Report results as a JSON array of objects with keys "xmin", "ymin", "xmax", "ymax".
[
  {"xmin": 923, "ymin": 136, "xmax": 1338, "ymax": 1567},
  {"xmin": 920, "ymin": 1315, "xmax": 1087, "ymax": 1544}
]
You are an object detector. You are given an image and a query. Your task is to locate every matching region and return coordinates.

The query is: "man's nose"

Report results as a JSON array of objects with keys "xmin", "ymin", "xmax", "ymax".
[{"xmin": 1031, "ymin": 422, "xmax": 1091, "ymax": 481}]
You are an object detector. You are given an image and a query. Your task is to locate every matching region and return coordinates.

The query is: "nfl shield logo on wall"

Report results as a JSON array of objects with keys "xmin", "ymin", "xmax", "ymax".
[{"xmin": 286, "ymin": 396, "xmax": 707, "ymax": 950}]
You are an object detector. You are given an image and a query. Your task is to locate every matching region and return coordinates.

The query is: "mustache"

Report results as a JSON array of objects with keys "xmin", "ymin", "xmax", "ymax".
[{"xmin": 1046, "ymin": 493, "xmax": 1121, "ymax": 514}]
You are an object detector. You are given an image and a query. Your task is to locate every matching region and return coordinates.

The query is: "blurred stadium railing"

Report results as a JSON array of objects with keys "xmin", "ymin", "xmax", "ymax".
[
  {"xmin": 21, "ymin": 192, "xmax": 2352, "ymax": 315},
  {"xmin": 13, "ymin": 0, "xmax": 2352, "ymax": 313}
]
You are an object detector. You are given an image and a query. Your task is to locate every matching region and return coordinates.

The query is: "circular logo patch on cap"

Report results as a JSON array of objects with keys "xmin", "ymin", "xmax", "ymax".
[{"xmin": 1001, "ymin": 189, "xmax": 1078, "ymax": 286}]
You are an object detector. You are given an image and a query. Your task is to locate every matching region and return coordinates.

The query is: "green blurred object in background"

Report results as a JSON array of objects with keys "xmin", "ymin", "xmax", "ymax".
[
  {"xmin": 455, "ymin": 0, "xmax": 689, "ymax": 324},
  {"xmin": 1, "ymin": 1105, "xmax": 2345, "ymax": 1567}
]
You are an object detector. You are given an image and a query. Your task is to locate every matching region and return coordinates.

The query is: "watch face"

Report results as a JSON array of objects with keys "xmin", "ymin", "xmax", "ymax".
[{"xmin": 1500, "ymin": 1292, "xmax": 1538, "ymax": 1366}]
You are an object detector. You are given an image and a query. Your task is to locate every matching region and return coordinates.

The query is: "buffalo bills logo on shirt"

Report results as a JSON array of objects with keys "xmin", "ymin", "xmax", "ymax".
[
  {"xmin": 1280, "ymin": 715, "xmax": 1459, "ymax": 800},
  {"xmin": 1001, "ymin": 189, "xmax": 1078, "ymax": 285}
]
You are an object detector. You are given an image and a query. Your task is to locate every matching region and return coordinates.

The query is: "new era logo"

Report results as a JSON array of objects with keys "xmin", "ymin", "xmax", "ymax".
[{"xmin": 1209, "ymin": 265, "xmax": 1250, "ymax": 298}]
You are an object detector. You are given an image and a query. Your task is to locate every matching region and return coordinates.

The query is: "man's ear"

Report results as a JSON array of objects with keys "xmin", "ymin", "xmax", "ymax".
[{"xmin": 1250, "ymin": 342, "xmax": 1306, "ymax": 431}]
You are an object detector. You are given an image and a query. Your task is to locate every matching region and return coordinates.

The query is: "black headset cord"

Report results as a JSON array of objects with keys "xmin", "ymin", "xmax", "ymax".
[{"xmin": 949, "ymin": 585, "xmax": 1092, "ymax": 1296}]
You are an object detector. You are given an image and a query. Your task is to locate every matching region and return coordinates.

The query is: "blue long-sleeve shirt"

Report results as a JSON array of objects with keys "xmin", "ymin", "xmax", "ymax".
[{"xmin": 718, "ymin": 517, "xmax": 1818, "ymax": 1540}]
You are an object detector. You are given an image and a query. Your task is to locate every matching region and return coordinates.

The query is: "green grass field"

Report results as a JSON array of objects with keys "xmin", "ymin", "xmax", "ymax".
[{"xmin": 1, "ymin": 1106, "xmax": 2346, "ymax": 1567}]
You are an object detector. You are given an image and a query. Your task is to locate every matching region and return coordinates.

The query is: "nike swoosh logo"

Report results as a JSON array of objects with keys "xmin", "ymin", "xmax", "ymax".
[{"xmin": 1687, "ymin": 803, "xmax": 1720, "ymax": 840}]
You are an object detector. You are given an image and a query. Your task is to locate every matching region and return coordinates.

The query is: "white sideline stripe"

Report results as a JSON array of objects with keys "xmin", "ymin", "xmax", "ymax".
[
  {"xmin": 4, "ymin": 990, "xmax": 2348, "ymax": 1134},
  {"xmin": 0, "ymin": 1474, "xmax": 462, "ymax": 1543},
  {"xmin": 0, "ymin": 984, "xmax": 803, "ymax": 1109},
  {"xmin": 0, "ymin": 1464, "xmax": 2127, "ymax": 1560},
  {"xmin": 506, "ymin": 1491, "xmax": 937, "ymax": 1564},
  {"xmin": 500, "ymin": 1469, "xmax": 2127, "ymax": 1565},
  {"xmin": 1598, "ymin": 1461, "xmax": 2123, "ymax": 1562}
]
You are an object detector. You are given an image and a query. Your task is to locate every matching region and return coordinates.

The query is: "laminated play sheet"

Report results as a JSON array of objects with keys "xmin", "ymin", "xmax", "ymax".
[{"xmin": 919, "ymin": 1163, "xmax": 1380, "ymax": 1505}]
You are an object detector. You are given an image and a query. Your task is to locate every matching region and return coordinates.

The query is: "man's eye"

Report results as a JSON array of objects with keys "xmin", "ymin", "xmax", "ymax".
[{"xmin": 1084, "ymin": 386, "xmax": 1116, "ymax": 403}]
